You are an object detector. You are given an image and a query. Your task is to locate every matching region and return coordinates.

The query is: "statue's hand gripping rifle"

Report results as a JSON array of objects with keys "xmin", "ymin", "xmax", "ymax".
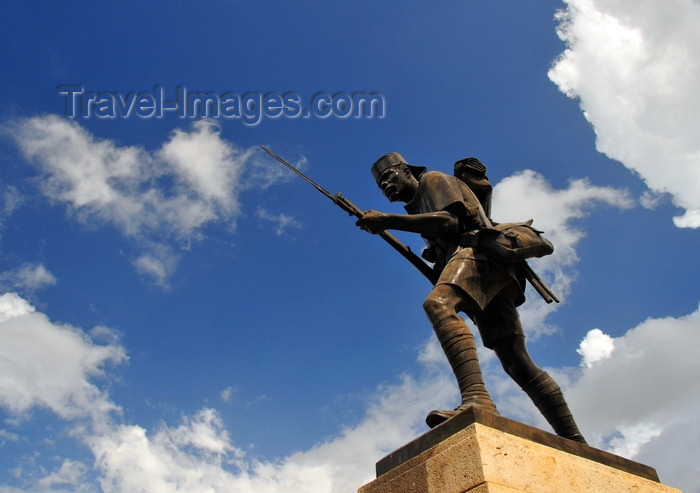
[{"xmin": 260, "ymin": 146, "xmax": 439, "ymax": 284}]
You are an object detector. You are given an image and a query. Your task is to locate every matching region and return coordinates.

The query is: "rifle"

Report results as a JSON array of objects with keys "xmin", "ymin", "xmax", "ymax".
[
  {"xmin": 260, "ymin": 146, "xmax": 439, "ymax": 284},
  {"xmin": 521, "ymin": 261, "xmax": 559, "ymax": 303},
  {"xmin": 260, "ymin": 146, "xmax": 558, "ymax": 303}
]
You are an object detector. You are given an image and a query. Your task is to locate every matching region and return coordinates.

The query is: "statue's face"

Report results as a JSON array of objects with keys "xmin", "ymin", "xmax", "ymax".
[{"xmin": 377, "ymin": 165, "xmax": 415, "ymax": 202}]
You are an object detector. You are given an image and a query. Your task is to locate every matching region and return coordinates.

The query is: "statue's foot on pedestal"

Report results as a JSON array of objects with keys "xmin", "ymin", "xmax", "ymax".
[
  {"xmin": 426, "ymin": 400, "xmax": 500, "ymax": 429},
  {"xmin": 563, "ymin": 432, "xmax": 587, "ymax": 444}
]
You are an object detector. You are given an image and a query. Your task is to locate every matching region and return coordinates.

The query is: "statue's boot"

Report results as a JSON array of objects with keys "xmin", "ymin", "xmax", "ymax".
[
  {"xmin": 426, "ymin": 317, "xmax": 499, "ymax": 429},
  {"xmin": 522, "ymin": 371, "xmax": 587, "ymax": 444}
]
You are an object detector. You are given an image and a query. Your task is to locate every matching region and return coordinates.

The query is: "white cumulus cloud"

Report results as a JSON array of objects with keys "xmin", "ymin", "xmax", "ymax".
[
  {"xmin": 0, "ymin": 291, "xmax": 457, "ymax": 493},
  {"xmin": 565, "ymin": 304, "xmax": 700, "ymax": 491},
  {"xmin": 84, "ymin": 371, "xmax": 454, "ymax": 493},
  {"xmin": 0, "ymin": 292, "xmax": 125, "ymax": 422},
  {"xmin": 549, "ymin": 0, "xmax": 700, "ymax": 228},
  {"xmin": 577, "ymin": 328, "xmax": 615, "ymax": 368},
  {"xmin": 7, "ymin": 116, "xmax": 295, "ymax": 285}
]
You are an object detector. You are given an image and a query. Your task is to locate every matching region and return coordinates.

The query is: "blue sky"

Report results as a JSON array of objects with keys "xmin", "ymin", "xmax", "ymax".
[{"xmin": 1, "ymin": 0, "xmax": 699, "ymax": 491}]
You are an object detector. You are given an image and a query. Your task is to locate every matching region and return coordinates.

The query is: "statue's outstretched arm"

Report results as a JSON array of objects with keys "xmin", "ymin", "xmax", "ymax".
[{"xmin": 356, "ymin": 210, "xmax": 458, "ymax": 236}]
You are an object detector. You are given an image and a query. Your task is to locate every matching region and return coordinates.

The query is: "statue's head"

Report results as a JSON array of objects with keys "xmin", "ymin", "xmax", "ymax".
[{"xmin": 371, "ymin": 152, "xmax": 424, "ymax": 202}]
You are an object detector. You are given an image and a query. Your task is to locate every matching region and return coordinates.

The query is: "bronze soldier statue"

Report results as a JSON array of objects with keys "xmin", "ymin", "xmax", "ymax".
[{"xmin": 356, "ymin": 152, "xmax": 586, "ymax": 443}]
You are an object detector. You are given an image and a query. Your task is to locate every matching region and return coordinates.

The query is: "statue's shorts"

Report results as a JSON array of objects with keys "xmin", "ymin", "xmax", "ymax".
[{"xmin": 437, "ymin": 246, "xmax": 525, "ymax": 349}]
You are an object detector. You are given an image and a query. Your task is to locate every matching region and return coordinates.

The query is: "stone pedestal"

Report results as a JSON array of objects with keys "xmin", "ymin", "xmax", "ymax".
[{"xmin": 359, "ymin": 408, "xmax": 680, "ymax": 493}]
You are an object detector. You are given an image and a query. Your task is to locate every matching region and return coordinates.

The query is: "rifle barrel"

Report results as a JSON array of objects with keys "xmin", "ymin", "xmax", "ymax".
[{"xmin": 260, "ymin": 145, "xmax": 334, "ymax": 199}]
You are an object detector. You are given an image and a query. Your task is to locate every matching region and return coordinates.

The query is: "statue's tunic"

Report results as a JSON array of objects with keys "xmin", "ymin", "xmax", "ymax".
[{"xmin": 405, "ymin": 171, "xmax": 526, "ymax": 347}]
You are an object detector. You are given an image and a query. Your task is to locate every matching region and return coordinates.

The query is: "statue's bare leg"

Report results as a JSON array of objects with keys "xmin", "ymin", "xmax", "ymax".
[
  {"xmin": 493, "ymin": 336, "xmax": 587, "ymax": 444},
  {"xmin": 422, "ymin": 284, "xmax": 498, "ymax": 428}
]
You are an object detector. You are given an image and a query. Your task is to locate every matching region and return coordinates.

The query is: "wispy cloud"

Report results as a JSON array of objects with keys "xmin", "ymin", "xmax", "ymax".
[
  {"xmin": 219, "ymin": 386, "xmax": 236, "ymax": 403},
  {"xmin": 549, "ymin": 0, "xmax": 700, "ymax": 227},
  {"xmin": 0, "ymin": 184, "xmax": 23, "ymax": 225},
  {"xmin": 256, "ymin": 208, "xmax": 302, "ymax": 235},
  {"xmin": 0, "ymin": 263, "xmax": 57, "ymax": 294}
]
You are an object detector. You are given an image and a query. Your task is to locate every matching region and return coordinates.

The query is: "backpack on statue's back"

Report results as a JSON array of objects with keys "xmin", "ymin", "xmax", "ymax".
[{"xmin": 453, "ymin": 157, "xmax": 554, "ymax": 262}]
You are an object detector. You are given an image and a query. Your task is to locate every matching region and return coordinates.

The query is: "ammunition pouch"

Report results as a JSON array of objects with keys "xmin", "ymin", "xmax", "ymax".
[{"xmin": 476, "ymin": 220, "xmax": 554, "ymax": 262}]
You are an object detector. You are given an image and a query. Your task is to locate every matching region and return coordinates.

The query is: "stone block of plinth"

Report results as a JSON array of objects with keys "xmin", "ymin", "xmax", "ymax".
[{"xmin": 358, "ymin": 408, "xmax": 680, "ymax": 493}]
